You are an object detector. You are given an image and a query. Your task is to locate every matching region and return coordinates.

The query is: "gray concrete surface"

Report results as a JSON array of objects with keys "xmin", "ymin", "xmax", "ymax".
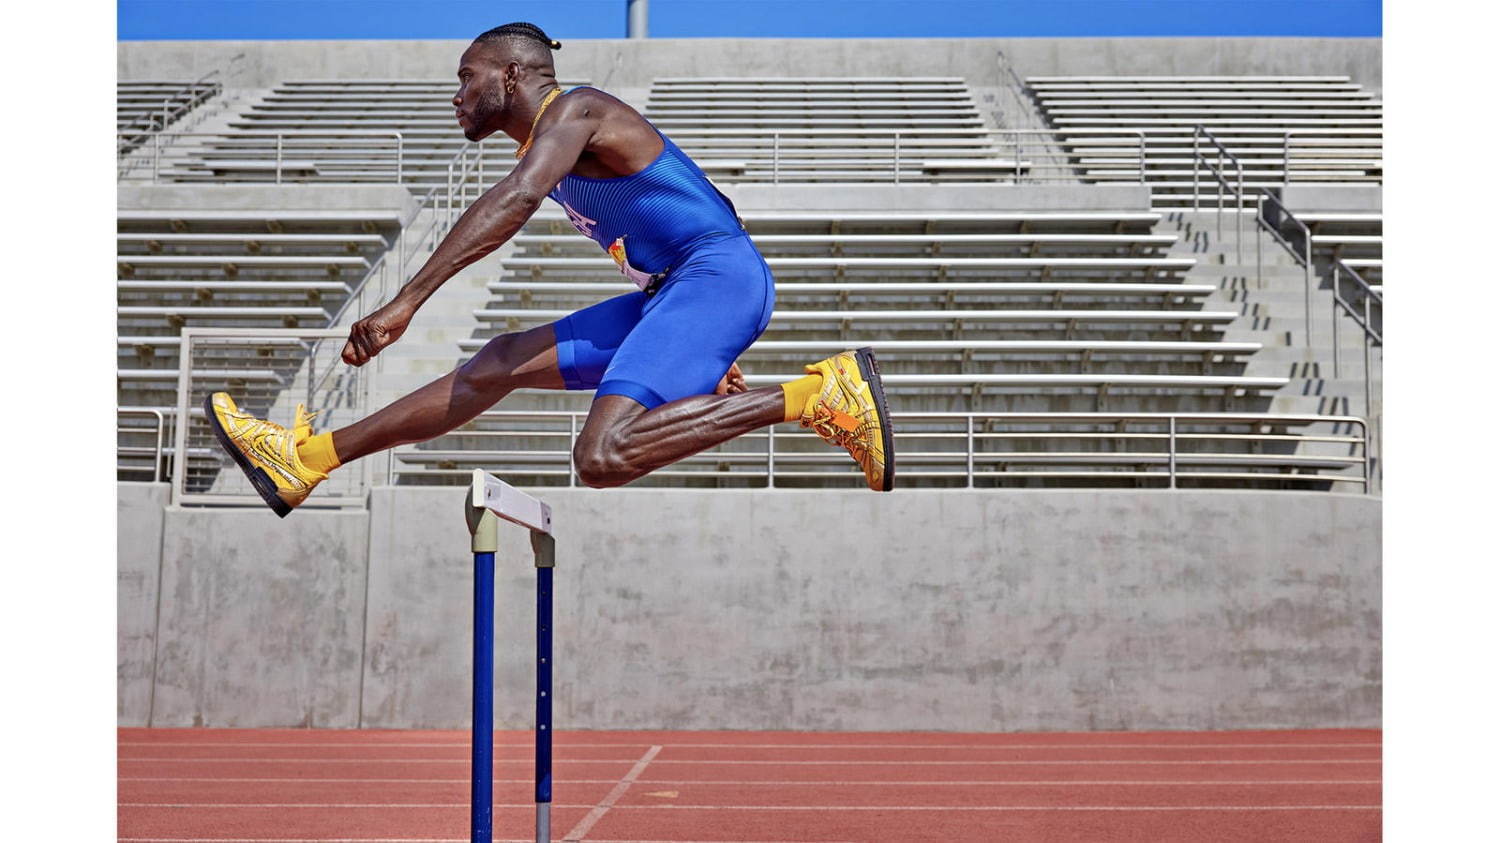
[
  {"xmin": 1282, "ymin": 184, "xmax": 1384, "ymax": 212},
  {"xmin": 118, "ymin": 38, "xmax": 1382, "ymax": 94},
  {"xmin": 722, "ymin": 183, "xmax": 1151, "ymax": 212},
  {"xmin": 118, "ymin": 183, "xmax": 419, "ymax": 218},
  {"xmin": 148, "ymin": 504, "xmax": 370, "ymax": 727},
  {"xmin": 118, "ymin": 482, "xmax": 170, "ymax": 725},
  {"xmin": 120, "ymin": 483, "xmax": 1381, "ymax": 731}
]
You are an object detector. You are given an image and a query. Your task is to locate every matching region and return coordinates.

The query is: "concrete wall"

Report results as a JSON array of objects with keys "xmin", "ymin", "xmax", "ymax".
[
  {"xmin": 117, "ymin": 37, "xmax": 1382, "ymax": 93},
  {"xmin": 149, "ymin": 505, "xmax": 370, "ymax": 727},
  {"xmin": 118, "ymin": 482, "xmax": 170, "ymax": 724},
  {"xmin": 120, "ymin": 483, "xmax": 1381, "ymax": 731}
]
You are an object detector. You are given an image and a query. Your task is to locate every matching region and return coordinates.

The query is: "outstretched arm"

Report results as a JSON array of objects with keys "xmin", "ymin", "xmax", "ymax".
[{"xmin": 342, "ymin": 101, "xmax": 598, "ymax": 366}]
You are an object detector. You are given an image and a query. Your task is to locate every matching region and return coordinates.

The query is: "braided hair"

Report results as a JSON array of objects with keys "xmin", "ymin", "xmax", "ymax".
[{"xmin": 475, "ymin": 22, "xmax": 562, "ymax": 51}]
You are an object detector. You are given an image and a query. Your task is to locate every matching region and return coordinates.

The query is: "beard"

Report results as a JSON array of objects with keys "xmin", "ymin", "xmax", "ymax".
[{"xmin": 463, "ymin": 85, "xmax": 508, "ymax": 141}]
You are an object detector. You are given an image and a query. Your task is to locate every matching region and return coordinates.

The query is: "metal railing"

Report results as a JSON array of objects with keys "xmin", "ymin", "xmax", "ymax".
[
  {"xmin": 1330, "ymin": 259, "xmax": 1383, "ymax": 419},
  {"xmin": 995, "ymin": 50, "xmax": 1049, "ymax": 132},
  {"xmin": 172, "ymin": 327, "xmax": 372, "ymax": 508},
  {"xmin": 116, "ymin": 123, "xmax": 1148, "ymax": 187},
  {"xmin": 670, "ymin": 128, "xmax": 1148, "ymax": 184},
  {"xmin": 310, "ymin": 139, "xmax": 493, "ymax": 396},
  {"xmin": 116, "ymin": 72, "xmax": 223, "ymax": 154},
  {"xmin": 1253, "ymin": 187, "xmax": 1316, "ymax": 346},
  {"xmin": 120, "ymin": 134, "xmax": 491, "ymax": 480},
  {"xmin": 117, "ymin": 408, "xmax": 170, "ymax": 482},
  {"xmin": 390, "ymin": 411, "xmax": 1373, "ymax": 493},
  {"xmin": 117, "ymin": 130, "xmax": 405, "ymax": 184},
  {"xmin": 1190, "ymin": 127, "xmax": 1323, "ymax": 347}
]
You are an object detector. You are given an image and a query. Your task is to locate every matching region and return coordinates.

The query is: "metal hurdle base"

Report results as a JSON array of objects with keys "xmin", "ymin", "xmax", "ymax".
[{"xmin": 464, "ymin": 470, "xmax": 556, "ymax": 843}]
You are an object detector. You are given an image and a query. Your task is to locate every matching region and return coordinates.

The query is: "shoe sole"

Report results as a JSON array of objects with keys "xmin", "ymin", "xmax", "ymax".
[
  {"xmin": 203, "ymin": 393, "xmax": 294, "ymax": 519},
  {"xmin": 853, "ymin": 347, "xmax": 896, "ymax": 492}
]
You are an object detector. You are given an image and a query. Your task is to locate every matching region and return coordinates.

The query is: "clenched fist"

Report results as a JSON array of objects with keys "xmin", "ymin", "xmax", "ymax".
[{"xmin": 342, "ymin": 300, "xmax": 416, "ymax": 367}]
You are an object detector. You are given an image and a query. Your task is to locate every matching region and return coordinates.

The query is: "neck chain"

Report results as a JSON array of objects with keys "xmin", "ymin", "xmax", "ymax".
[{"xmin": 515, "ymin": 87, "xmax": 563, "ymax": 160}]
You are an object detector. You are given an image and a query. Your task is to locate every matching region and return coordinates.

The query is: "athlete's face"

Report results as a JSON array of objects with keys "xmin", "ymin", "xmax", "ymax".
[{"xmin": 453, "ymin": 44, "xmax": 509, "ymax": 141}]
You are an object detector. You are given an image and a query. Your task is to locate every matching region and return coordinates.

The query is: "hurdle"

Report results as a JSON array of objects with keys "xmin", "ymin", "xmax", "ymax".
[{"xmin": 464, "ymin": 469, "xmax": 556, "ymax": 843}]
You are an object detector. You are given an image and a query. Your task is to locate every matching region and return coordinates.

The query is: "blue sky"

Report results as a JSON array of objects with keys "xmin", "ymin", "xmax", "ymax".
[{"xmin": 118, "ymin": 1, "xmax": 1382, "ymax": 40}]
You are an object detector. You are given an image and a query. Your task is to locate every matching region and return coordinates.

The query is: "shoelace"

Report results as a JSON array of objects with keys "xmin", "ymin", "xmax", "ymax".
[
  {"xmin": 804, "ymin": 405, "xmax": 872, "ymax": 462},
  {"xmin": 222, "ymin": 408, "xmax": 292, "ymax": 450}
]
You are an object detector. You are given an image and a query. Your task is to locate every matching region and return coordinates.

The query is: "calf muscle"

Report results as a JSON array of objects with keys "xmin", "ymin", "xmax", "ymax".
[{"xmin": 329, "ymin": 325, "xmax": 563, "ymax": 463}]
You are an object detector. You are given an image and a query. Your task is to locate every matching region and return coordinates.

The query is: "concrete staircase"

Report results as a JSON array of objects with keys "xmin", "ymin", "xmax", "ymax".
[{"xmin": 1160, "ymin": 210, "xmax": 1382, "ymax": 488}]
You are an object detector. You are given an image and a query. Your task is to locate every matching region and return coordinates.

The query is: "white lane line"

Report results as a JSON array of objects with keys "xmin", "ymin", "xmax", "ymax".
[
  {"xmin": 647, "ymin": 759, "xmax": 1381, "ymax": 766},
  {"xmin": 119, "ymin": 839, "xmax": 477, "ymax": 842},
  {"xmin": 119, "ymin": 839, "xmax": 853, "ymax": 843},
  {"xmin": 118, "ymin": 758, "xmax": 635, "ymax": 764},
  {"xmin": 117, "ymin": 735, "xmax": 1380, "ymax": 747},
  {"xmin": 626, "ymin": 778, "xmax": 1383, "ymax": 786},
  {"xmin": 123, "ymin": 803, "xmax": 571, "ymax": 809},
  {"xmin": 118, "ymin": 776, "xmax": 1381, "ymax": 786},
  {"xmin": 120, "ymin": 776, "xmax": 603, "ymax": 783},
  {"xmin": 123, "ymin": 803, "xmax": 1383, "ymax": 812},
  {"xmin": 118, "ymin": 757, "xmax": 1380, "ymax": 766},
  {"xmin": 562, "ymin": 744, "xmax": 662, "ymax": 842},
  {"xmin": 604, "ymin": 804, "xmax": 1383, "ymax": 812}
]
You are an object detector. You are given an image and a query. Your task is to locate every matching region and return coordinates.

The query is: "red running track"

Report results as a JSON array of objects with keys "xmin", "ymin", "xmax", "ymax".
[{"xmin": 118, "ymin": 727, "xmax": 1381, "ymax": 842}]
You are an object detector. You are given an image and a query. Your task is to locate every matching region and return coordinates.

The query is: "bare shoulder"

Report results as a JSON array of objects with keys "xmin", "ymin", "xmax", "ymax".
[
  {"xmin": 552, "ymin": 86, "xmax": 649, "ymax": 129},
  {"xmin": 546, "ymin": 86, "xmax": 661, "ymax": 172}
]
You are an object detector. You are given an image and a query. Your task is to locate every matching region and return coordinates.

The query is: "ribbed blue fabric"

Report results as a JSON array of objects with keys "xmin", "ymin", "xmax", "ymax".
[{"xmin": 546, "ymin": 88, "xmax": 743, "ymax": 274}]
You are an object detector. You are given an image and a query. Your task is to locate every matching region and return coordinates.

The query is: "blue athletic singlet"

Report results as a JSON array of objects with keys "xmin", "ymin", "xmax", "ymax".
[
  {"xmin": 531, "ymin": 87, "xmax": 776, "ymax": 410},
  {"xmin": 546, "ymin": 96, "xmax": 745, "ymax": 278}
]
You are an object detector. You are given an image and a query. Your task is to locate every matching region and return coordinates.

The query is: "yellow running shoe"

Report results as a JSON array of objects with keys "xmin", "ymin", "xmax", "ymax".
[
  {"xmin": 204, "ymin": 392, "xmax": 328, "ymax": 518},
  {"xmin": 799, "ymin": 347, "xmax": 895, "ymax": 492}
]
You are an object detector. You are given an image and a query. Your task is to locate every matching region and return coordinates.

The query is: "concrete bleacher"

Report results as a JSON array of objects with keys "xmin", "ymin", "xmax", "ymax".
[
  {"xmin": 643, "ymin": 78, "xmax": 1022, "ymax": 182},
  {"xmin": 117, "ymin": 79, "xmax": 222, "ymax": 150},
  {"xmin": 1265, "ymin": 207, "xmax": 1384, "ymax": 332},
  {"xmin": 153, "ymin": 79, "xmax": 579, "ymax": 186},
  {"xmin": 112, "ymin": 48, "xmax": 1378, "ymax": 493},
  {"xmin": 372, "ymin": 205, "xmax": 1381, "ymax": 490},
  {"xmin": 116, "ymin": 205, "xmax": 403, "ymax": 481},
  {"xmin": 1024, "ymin": 76, "xmax": 1383, "ymax": 207},
  {"xmin": 148, "ymin": 76, "xmax": 1022, "ymax": 186}
]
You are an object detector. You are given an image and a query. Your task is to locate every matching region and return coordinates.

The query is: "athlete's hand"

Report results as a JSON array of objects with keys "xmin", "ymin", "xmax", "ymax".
[
  {"xmin": 715, "ymin": 361, "xmax": 747, "ymax": 395},
  {"xmin": 342, "ymin": 299, "xmax": 415, "ymax": 367}
]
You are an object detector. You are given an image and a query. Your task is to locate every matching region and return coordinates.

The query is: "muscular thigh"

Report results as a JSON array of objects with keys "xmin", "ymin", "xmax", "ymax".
[
  {"xmin": 461, "ymin": 322, "xmax": 567, "ymax": 391},
  {"xmin": 548, "ymin": 291, "xmax": 650, "ymax": 390}
]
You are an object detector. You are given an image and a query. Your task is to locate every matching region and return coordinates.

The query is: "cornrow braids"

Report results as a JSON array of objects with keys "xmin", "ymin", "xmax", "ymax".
[{"xmin": 476, "ymin": 21, "xmax": 562, "ymax": 51}]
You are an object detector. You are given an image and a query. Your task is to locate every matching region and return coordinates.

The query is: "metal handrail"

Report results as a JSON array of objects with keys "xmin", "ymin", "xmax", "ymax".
[
  {"xmin": 312, "ymin": 138, "xmax": 494, "ymax": 391},
  {"xmin": 116, "ymin": 72, "xmax": 223, "ymax": 153},
  {"xmin": 117, "ymin": 130, "xmax": 405, "ymax": 184},
  {"xmin": 1191, "ymin": 125, "xmax": 1246, "ymax": 262},
  {"xmin": 172, "ymin": 327, "xmax": 370, "ymax": 508},
  {"xmin": 390, "ymin": 410, "xmax": 1371, "ymax": 494},
  {"xmin": 1253, "ymin": 187, "xmax": 1316, "ymax": 346},
  {"xmin": 117, "ymin": 408, "xmax": 168, "ymax": 482},
  {"xmin": 728, "ymin": 128, "xmax": 1147, "ymax": 184},
  {"xmin": 1330, "ymin": 259, "xmax": 1382, "ymax": 421},
  {"xmin": 995, "ymin": 49, "xmax": 1048, "ymax": 133}
]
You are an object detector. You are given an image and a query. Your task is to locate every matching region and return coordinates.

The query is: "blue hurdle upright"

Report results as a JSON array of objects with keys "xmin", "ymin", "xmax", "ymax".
[{"xmin": 464, "ymin": 470, "xmax": 556, "ymax": 843}]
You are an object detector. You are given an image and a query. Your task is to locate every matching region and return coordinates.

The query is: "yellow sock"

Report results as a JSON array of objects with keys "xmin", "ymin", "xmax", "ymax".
[
  {"xmin": 297, "ymin": 432, "xmax": 342, "ymax": 476},
  {"xmin": 780, "ymin": 373, "xmax": 823, "ymax": 422}
]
